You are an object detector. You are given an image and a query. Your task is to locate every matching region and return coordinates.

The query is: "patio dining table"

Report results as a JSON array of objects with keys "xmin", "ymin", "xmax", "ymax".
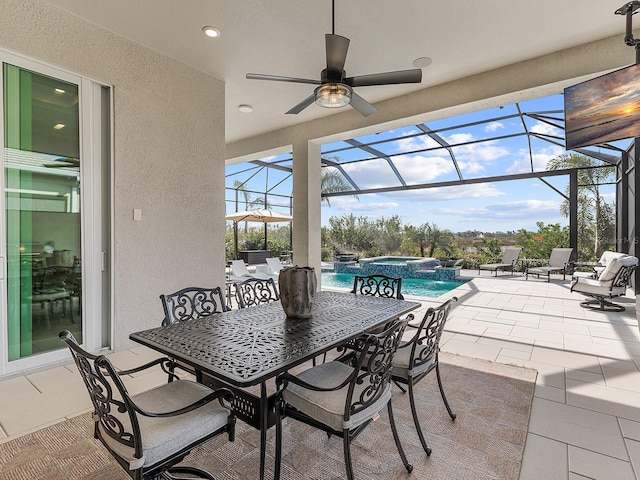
[{"xmin": 130, "ymin": 290, "xmax": 421, "ymax": 480}]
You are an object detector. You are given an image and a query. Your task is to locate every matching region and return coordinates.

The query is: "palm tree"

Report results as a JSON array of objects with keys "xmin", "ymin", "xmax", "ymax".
[
  {"xmin": 321, "ymin": 165, "xmax": 357, "ymax": 206},
  {"xmin": 409, "ymin": 223, "xmax": 453, "ymax": 257},
  {"xmin": 547, "ymin": 153, "xmax": 615, "ymax": 258}
]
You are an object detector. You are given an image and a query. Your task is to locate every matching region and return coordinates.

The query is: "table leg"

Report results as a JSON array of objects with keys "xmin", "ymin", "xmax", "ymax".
[{"xmin": 259, "ymin": 381, "xmax": 267, "ymax": 480}]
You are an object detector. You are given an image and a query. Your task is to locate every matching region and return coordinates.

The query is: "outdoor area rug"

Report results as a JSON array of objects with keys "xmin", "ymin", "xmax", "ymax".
[{"xmin": 0, "ymin": 353, "xmax": 537, "ymax": 480}]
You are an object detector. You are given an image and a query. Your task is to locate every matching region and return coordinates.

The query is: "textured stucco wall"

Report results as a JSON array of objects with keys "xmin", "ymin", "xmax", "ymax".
[{"xmin": 0, "ymin": 0, "xmax": 226, "ymax": 349}]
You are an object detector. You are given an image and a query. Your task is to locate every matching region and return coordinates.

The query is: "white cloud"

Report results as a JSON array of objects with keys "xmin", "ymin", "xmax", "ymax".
[
  {"xmin": 434, "ymin": 198, "xmax": 562, "ymax": 222},
  {"xmin": 382, "ymin": 183, "xmax": 506, "ymax": 201},
  {"xmin": 447, "ymin": 132, "xmax": 474, "ymax": 144},
  {"xmin": 457, "ymin": 161, "xmax": 485, "ymax": 174},
  {"xmin": 530, "ymin": 121, "xmax": 562, "ymax": 137},
  {"xmin": 506, "ymin": 144, "xmax": 564, "ymax": 174},
  {"xmin": 390, "ymin": 135, "xmax": 440, "ymax": 153},
  {"xmin": 392, "ymin": 154, "xmax": 456, "ymax": 181},
  {"xmin": 485, "ymin": 121, "xmax": 504, "ymax": 132}
]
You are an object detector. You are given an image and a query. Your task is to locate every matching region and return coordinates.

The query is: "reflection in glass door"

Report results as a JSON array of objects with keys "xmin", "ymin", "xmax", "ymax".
[{"xmin": 3, "ymin": 63, "xmax": 82, "ymax": 360}]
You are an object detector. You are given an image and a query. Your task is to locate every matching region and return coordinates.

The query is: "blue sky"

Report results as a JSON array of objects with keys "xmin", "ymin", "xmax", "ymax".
[{"xmin": 226, "ymin": 93, "xmax": 623, "ymax": 234}]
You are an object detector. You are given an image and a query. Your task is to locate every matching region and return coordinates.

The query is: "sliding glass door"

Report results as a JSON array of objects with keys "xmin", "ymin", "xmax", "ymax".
[
  {"xmin": 4, "ymin": 63, "xmax": 81, "ymax": 360},
  {"xmin": 1, "ymin": 52, "xmax": 111, "ymax": 373}
]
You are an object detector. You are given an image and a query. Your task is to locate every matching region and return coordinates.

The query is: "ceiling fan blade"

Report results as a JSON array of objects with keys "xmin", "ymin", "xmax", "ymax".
[
  {"xmin": 349, "ymin": 92, "xmax": 378, "ymax": 117},
  {"xmin": 246, "ymin": 73, "xmax": 321, "ymax": 85},
  {"xmin": 43, "ymin": 157, "xmax": 80, "ymax": 168},
  {"xmin": 286, "ymin": 94, "xmax": 316, "ymax": 114},
  {"xmin": 325, "ymin": 34, "xmax": 350, "ymax": 77},
  {"xmin": 344, "ymin": 68, "xmax": 422, "ymax": 87}
]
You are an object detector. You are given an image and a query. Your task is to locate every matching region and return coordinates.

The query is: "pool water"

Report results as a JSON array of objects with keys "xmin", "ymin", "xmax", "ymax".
[{"xmin": 321, "ymin": 272, "xmax": 467, "ymax": 298}]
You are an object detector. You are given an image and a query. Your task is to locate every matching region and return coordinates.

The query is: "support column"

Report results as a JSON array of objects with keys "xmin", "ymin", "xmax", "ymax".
[
  {"xmin": 292, "ymin": 138, "xmax": 322, "ymax": 288},
  {"xmin": 569, "ymin": 169, "xmax": 578, "ymax": 260},
  {"xmin": 618, "ymin": 151, "xmax": 629, "ymax": 253}
]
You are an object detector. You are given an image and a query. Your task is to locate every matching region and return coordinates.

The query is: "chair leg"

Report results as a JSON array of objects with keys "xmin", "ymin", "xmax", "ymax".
[
  {"xmin": 163, "ymin": 466, "xmax": 215, "ymax": 479},
  {"xmin": 274, "ymin": 398, "xmax": 284, "ymax": 480},
  {"xmin": 393, "ymin": 378, "xmax": 407, "ymax": 394},
  {"xmin": 580, "ymin": 297, "xmax": 626, "ymax": 312},
  {"xmin": 387, "ymin": 401, "xmax": 413, "ymax": 473},
  {"xmin": 436, "ymin": 362, "xmax": 456, "ymax": 420},
  {"xmin": 343, "ymin": 432, "xmax": 355, "ymax": 480},
  {"xmin": 408, "ymin": 381, "xmax": 432, "ymax": 455}
]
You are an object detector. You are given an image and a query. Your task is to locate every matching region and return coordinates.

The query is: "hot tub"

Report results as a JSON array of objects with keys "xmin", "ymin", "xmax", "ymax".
[{"xmin": 333, "ymin": 255, "xmax": 450, "ymax": 279}]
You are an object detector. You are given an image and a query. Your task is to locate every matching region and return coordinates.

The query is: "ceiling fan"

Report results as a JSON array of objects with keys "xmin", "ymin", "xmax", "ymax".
[
  {"xmin": 246, "ymin": 0, "xmax": 422, "ymax": 117},
  {"xmin": 43, "ymin": 157, "xmax": 79, "ymax": 169}
]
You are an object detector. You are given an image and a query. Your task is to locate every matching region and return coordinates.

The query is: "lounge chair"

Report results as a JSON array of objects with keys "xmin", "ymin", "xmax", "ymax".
[
  {"xmin": 478, "ymin": 247, "xmax": 522, "ymax": 276},
  {"xmin": 266, "ymin": 257, "xmax": 284, "ymax": 276},
  {"xmin": 570, "ymin": 255, "xmax": 638, "ymax": 311},
  {"xmin": 230, "ymin": 259, "xmax": 271, "ymax": 280},
  {"xmin": 525, "ymin": 247, "xmax": 574, "ymax": 281}
]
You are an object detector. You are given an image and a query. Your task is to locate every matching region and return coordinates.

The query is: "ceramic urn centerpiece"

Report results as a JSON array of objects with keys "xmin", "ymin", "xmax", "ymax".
[{"xmin": 278, "ymin": 265, "xmax": 317, "ymax": 319}]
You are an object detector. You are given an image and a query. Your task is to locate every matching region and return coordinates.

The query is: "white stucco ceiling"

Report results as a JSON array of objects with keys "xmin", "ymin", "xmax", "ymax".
[{"xmin": 44, "ymin": 0, "xmax": 630, "ymax": 144}]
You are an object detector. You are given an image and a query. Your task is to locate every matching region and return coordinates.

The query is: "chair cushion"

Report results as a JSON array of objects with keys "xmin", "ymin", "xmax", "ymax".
[
  {"xmin": 100, "ymin": 379, "xmax": 231, "ymax": 470},
  {"xmin": 599, "ymin": 251, "xmax": 627, "ymax": 266},
  {"xmin": 571, "ymin": 277, "xmax": 627, "ymax": 297},
  {"xmin": 547, "ymin": 248, "xmax": 573, "ymax": 268},
  {"xmin": 283, "ymin": 361, "xmax": 391, "ymax": 432},
  {"xmin": 392, "ymin": 341, "xmax": 435, "ymax": 379},
  {"xmin": 598, "ymin": 256, "xmax": 636, "ymax": 285},
  {"xmin": 572, "ymin": 271, "xmax": 596, "ymax": 279},
  {"xmin": 527, "ymin": 266, "xmax": 558, "ymax": 276}
]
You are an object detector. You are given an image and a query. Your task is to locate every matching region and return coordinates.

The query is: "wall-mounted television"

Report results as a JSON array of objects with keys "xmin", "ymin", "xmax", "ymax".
[{"xmin": 564, "ymin": 63, "xmax": 640, "ymax": 150}]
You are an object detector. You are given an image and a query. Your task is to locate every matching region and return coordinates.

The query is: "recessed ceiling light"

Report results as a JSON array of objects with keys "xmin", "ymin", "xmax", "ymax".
[
  {"xmin": 238, "ymin": 104, "xmax": 253, "ymax": 113},
  {"xmin": 412, "ymin": 57, "xmax": 433, "ymax": 68},
  {"xmin": 202, "ymin": 26, "xmax": 220, "ymax": 38},
  {"xmin": 54, "ymin": 88, "xmax": 66, "ymax": 94},
  {"xmin": 53, "ymin": 123, "xmax": 65, "ymax": 130}
]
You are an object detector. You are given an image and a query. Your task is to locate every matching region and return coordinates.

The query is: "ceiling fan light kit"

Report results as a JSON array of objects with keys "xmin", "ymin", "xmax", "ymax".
[
  {"xmin": 246, "ymin": 0, "xmax": 422, "ymax": 116},
  {"xmin": 315, "ymin": 83, "xmax": 352, "ymax": 108}
]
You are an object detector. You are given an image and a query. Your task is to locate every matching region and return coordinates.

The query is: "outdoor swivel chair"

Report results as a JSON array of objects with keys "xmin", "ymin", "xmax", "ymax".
[
  {"xmin": 59, "ymin": 330, "xmax": 236, "ymax": 480},
  {"xmin": 274, "ymin": 318, "xmax": 413, "ymax": 480},
  {"xmin": 570, "ymin": 255, "xmax": 638, "ymax": 311},
  {"xmin": 391, "ymin": 297, "xmax": 458, "ymax": 455}
]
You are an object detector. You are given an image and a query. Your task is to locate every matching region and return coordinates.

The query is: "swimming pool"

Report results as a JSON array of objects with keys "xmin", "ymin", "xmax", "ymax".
[{"xmin": 321, "ymin": 272, "xmax": 467, "ymax": 298}]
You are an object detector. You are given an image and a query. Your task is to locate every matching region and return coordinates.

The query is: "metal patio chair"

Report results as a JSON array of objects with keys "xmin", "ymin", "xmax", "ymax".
[
  {"xmin": 273, "ymin": 318, "xmax": 413, "ymax": 480},
  {"xmin": 59, "ymin": 330, "xmax": 236, "ymax": 480},
  {"xmin": 160, "ymin": 286, "xmax": 229, "ymax": 326},
  {"xmin": 235, "ymin": 277, "xmax": 280, "ymax": 308},
  {"xmin": 351, "ymin": 274, "xmax": 404, "ymax": 300},
  {"xmin": 391, "ymin": 296, "xmax": 458, "ymax": 455},
  {"xmin": 570, "ymin": 255, "xmax": 638, "ymax": 311}
]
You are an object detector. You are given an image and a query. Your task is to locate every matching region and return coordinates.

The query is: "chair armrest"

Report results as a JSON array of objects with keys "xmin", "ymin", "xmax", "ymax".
[
  {"xmin": 130, "ymin": 386, "xmax": 235, "ymax": 418},
  {"xmin": 276, "ymin": 367, "xmax": 353, "ymax": 393},
  {"xmin": 118, "ymin": 356, "xmax": 180, "ymax": 382}
]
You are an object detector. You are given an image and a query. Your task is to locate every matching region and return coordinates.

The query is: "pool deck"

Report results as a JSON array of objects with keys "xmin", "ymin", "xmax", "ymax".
[{"xmin": 1, "ymin": 268, "xmax": 640, "ymax": 478}]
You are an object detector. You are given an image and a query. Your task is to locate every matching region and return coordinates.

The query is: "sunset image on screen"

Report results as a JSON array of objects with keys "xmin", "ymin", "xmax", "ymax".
[{"xmin": 564, "ymin": 63, "xmax": 640, "ymax": 149}]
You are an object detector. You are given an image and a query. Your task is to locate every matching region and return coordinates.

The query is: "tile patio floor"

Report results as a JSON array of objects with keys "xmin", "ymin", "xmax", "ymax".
[{"xmin": 1, "ymin": 270, "xmax": 639, "ymax": 479}]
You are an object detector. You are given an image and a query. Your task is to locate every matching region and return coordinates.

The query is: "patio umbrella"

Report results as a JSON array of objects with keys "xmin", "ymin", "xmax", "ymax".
[{"xmin": 225, "ymin": 209, "xmax": 293, "ymax": 259}]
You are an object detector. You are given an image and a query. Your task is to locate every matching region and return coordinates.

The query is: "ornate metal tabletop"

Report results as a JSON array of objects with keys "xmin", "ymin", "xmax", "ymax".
[{"xmin": 130, "ymin": 290, "xmax": 420, "ymax": 386}]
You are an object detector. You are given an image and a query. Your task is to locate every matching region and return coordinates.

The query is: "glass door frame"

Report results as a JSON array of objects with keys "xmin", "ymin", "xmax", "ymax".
[{"xmin": 0, "ymin": 50, "xmax": 112, "ymax": 375}]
